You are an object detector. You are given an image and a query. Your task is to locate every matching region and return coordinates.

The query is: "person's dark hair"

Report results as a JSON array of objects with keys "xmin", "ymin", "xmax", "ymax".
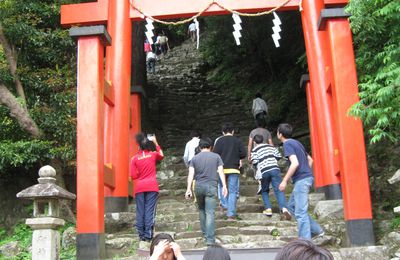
[
  {"xmin": 278, "ymin": 123, "xmax": 293, "ymax": 139},
  {"xmin": 255, "ymin": 92, "xmax": 262, "ymax": 98},
  {"xmin": 255, "ymin": 118, "xmax": 266, "ymax": 128},
  {"xmin": 135, "ymin": 133, "xmax": 156, "ymax": 151},
  {"xmin": 275, "ymin": 239, "xmax": 334, "ymax": 260},
  {"xmin": 150, "ymin": 233, "xmax": 177, "ymax": 259},
  {"xmin": 202, "ymin": 244, "xmax": 231, "ymax": 260},
  {"xmin": 222, "ymin": 123, "xmax": 234, "ymax": 134},
  {"xmin": 198, "ymin": 137, "xmax": 212, "ymax": 149},
  {"xmin": 190, "ymin": 130, "xmax": 201, "ymax": 138},
  {"xmin": 253, "ymin": 134, "xmax": 264, "ymax": 144}
]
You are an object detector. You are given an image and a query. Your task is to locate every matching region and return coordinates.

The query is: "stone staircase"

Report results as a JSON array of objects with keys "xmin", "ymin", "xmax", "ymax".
[
  {"xmin": 145, "ymin": 40, "xmax": 254, "ymax": 151},
  {"xmin": 102, "ymin": 155, "xmax": 348, "ymax": 259}
]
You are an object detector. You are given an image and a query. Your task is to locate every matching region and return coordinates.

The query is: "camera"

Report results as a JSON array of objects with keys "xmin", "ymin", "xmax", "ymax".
[{"xmin": 147, "ymin": 134, "xmax": 155, "ymax": 141}]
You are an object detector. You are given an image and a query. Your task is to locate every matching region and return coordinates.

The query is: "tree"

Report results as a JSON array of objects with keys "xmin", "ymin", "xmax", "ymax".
[
  {"xmin": 0, "ymin": 0, "xmax": 78, "ymax": 171},
  {"xmin": 348, "ymin": 0, "xmax": 400, "ymax": 143}
]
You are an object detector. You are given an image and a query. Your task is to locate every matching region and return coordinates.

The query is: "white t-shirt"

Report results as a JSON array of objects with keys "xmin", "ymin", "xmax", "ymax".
[
  {"xmin": 189, "ymin": 23, "xmax": 196, "ymax": 32},
  {"xmin": 146, "ymin": 52, "xmax": 156, "ymax": 61},
  {"xmin": 183, "ymin": 137, "xmax": 200, "ymax": 167}
]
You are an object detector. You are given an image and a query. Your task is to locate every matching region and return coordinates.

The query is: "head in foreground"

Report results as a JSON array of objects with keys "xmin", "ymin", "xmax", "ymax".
[
  {"xmin": 150, "ymin": 233, "xmax": 180, "ymax": 260},
  {"xmin": 275, "ymin": 239, "xmax": 334, "ymax": 260}
]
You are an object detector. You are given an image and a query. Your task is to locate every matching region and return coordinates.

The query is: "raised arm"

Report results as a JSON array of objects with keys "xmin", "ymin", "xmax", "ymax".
[{"xmin": 152, "ymin": 136, "xmax": 164, "ymax": 161}]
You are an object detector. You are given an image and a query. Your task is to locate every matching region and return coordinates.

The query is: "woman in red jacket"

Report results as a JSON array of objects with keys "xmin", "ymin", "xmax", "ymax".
[{"xmin": 130, "ymin": 133, "xmax": 164, "ymax": 241}]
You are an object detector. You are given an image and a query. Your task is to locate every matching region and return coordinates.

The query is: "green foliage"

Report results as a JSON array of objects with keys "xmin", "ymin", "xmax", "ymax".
[
  {"xmin": 0, "ymin": 222, "xmax": 77, "ymax": 259},
  {"xmin": 0, "ymin": 0, "xmax": 78, "ymax": 172},
  {"xmin": 61, "ymin": 246, "xmax": 76, "ymax": 260},
  {"xmin": 348, "ymin": 0, "xmax": 400, "ymax": 143},
  {"xmin": 0, "ymin": 223, "xmax": 32, "ymax": 259},
  {"xmin": 0, "ymin": 140, "xmax": 54, "ymax": 171},
  {"xmin": 391, "ymin": 216, "xmax": 400, "ymax": 231}
]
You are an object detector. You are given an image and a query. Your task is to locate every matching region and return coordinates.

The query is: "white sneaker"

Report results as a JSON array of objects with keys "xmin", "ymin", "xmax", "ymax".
[
  {"xmin": 263, "ymin": 208, "xmax": 273, "ymax": 217},
  {"xmin": 281, "ymin": 208, "xmax": 292, "ymax": 221}
]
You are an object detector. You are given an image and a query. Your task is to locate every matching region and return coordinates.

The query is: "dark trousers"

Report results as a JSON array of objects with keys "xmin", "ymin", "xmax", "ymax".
[
  {"xmin": 135, "ymin": 191, "xmax": 158, "ymax": 240},
  {"xmin": 147, "ymin": 59, "xmax": 156, "ymax": 73},
  {"xmin": 255, "ymin": 111, "xmax": 266, "ymax": 126},
  {"xmin": 160, "ymin": 43, "xmax": 168, "ymax": 55}
]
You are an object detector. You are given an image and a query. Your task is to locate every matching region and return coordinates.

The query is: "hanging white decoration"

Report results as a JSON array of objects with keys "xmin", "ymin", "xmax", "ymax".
[
  {"xmin": 271, "ymin": 12, "xmax": 282, "ymax": 48},
  {"xmin": 194, "ymin": 18, "xmax": 200, "ymax": 49},
  {"xmin": 145, "ymin": 18, "xmax": 155, "ymax": 45},
  {"xmin": 232, "ymin": 13, "xmax": 242, "ymax": 46}
]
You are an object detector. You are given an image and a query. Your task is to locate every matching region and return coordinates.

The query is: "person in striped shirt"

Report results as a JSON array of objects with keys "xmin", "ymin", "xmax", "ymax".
[{"xmin": 251, "ymin": 134, "xmax": 291, "ymax": 220}]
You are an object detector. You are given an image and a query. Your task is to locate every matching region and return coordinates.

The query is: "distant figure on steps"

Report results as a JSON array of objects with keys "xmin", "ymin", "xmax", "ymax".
[
  {"xmin": 188, "ymin": 21, "xmax": 197, "ymax": 42},
  {"xmin": 185, "ymin": 138, "xmax": 228, "ymax": 246},
  {"xmin": 250, "ymin": 134, "xmax": 291, "ymax": 220},
  {"xmin": 130, "ymin": 133, "xmax": 164, "ymax": 242},
  {"xmin": 156, "ymin": 31, "xmax": 170, "ymax": 56},
  {"xmin": 183, "ymin": 130, "xmax": 201, "ymax": 167},
  {"xmin": 149, "ymin": 233, "xmax": 186, "ymax": 260},
  {"xmin": 277, "ymin": 123, "xmax": 325, "ymax": 240},
  {"xmin": 247, "ymin": 119, "xmax": 274, "ymax": 195},
  {"xmin": 213, "ymin": 123, "xmax": 246, "ymax": 221},
  {"xmin": 252, "ymin": 92, "xmax": 268, "ymax": 125},
  {"xmin": 146, "ymin": 50, "xmax": 157, "ymax": 74},
  {"xmin": 144, "ymin": 39, "xmax": 152, "ymax": 53}
]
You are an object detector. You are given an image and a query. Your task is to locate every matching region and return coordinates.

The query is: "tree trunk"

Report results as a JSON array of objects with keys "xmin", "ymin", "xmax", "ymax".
[
  {"xmin": 0, "ymin": 24, "xmax": 27, "ymax": 106},
  {"xmin": 0, "ymin": 84, "xmax": 41, "ymax": 137}
]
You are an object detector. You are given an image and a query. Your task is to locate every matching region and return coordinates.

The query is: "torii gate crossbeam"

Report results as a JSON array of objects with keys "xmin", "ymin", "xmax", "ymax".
[{"xmin": 61, "ymin": 0, "xmax": 375, "ymax": 258}]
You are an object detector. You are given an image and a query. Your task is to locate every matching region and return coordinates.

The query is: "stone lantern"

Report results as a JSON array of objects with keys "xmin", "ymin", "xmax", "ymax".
[{"xmin": 17, "ymin": 165, "xmax": 76, "ymax": 260}]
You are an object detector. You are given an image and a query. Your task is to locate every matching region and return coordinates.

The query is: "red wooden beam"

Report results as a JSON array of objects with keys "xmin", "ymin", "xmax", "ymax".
[
  {"xmin": 301, "ymin": 0, "xmax": 342, "ymax": 199},
  {"xmin": 303, "ymin": 77, "xmax": 324, "ymax": 189},
  {"xmin": 130, "ymin": 0, "xmax": 348, "ymax": 20},
  {"xmin": 76, "ymin": 35, "xmax": 105, "ymax": 234},
  {"xmin": 61, "ymin": 0, "xmax": 109, "ymax": 26},
  {"xmin": 326, "ymin": 15, "xmax": 374, "ymax": 245},
  {"xmin": 61, "ymin": 0, "xmax": 348, "ymax": 26}
]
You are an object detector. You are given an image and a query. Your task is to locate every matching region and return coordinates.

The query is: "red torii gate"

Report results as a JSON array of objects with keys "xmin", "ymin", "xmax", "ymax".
[{"xmin": 61, "ymin": 0, "xmax": 375, "ymax": 258}]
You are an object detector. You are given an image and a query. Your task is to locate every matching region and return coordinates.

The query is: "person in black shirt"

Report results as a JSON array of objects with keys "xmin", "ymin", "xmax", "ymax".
[{"xmin": 213, "ymin": 123, "xmax": 246, "ymax": 220}]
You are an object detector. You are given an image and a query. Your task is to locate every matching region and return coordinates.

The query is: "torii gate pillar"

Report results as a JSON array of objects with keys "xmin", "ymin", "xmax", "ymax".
[
  {"xmin": 301, "ymin": 0, "xmax": 342, "ymax": 200},
  {"xmin": 320, "ymin": 8, "xmax": 375, "ymax": 245},
  {"xmin": 103, "ymin": 0, "xmax": 132, "ymax": 212},
  {"xmin": 69, "ymin": 25, "xmax": 112, "ymax": 259}
]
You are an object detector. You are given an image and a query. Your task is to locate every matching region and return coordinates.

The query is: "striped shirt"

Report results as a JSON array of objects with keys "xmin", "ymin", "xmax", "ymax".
[{"xmin": 251, "ymin": 144, "xmax": 282, "ymax": 178}]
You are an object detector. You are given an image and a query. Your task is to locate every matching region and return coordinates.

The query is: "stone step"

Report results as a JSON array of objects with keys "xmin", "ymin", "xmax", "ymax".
[{"xmin": 154, "ymin": 218, "xmax": 298, "ymax": 234}]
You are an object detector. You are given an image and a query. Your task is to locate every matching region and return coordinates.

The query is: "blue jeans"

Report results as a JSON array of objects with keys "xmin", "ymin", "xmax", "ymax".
[
  {"xmin": 261, "ymin": 169, "xmax": 287, "ymax": 210},
  {"xmin": 287, "ymin": 177, "xmax": 323, "ymax": 239},
  {"xmin": 195, "ymin": 184, "xmax": 217, "ymax": 245},
  {"xmin": 219, "ymin": 174, "xmax": 239, "ymax": 217},
  {"xmin": 135, "ymin": 192, "xmax": 158, "ymax": 240}
]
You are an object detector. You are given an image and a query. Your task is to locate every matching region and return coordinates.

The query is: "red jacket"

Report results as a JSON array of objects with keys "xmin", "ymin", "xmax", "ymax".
[{"xmin": 130, "ymin": 145, "xmax": 164, "ymax": 195}]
